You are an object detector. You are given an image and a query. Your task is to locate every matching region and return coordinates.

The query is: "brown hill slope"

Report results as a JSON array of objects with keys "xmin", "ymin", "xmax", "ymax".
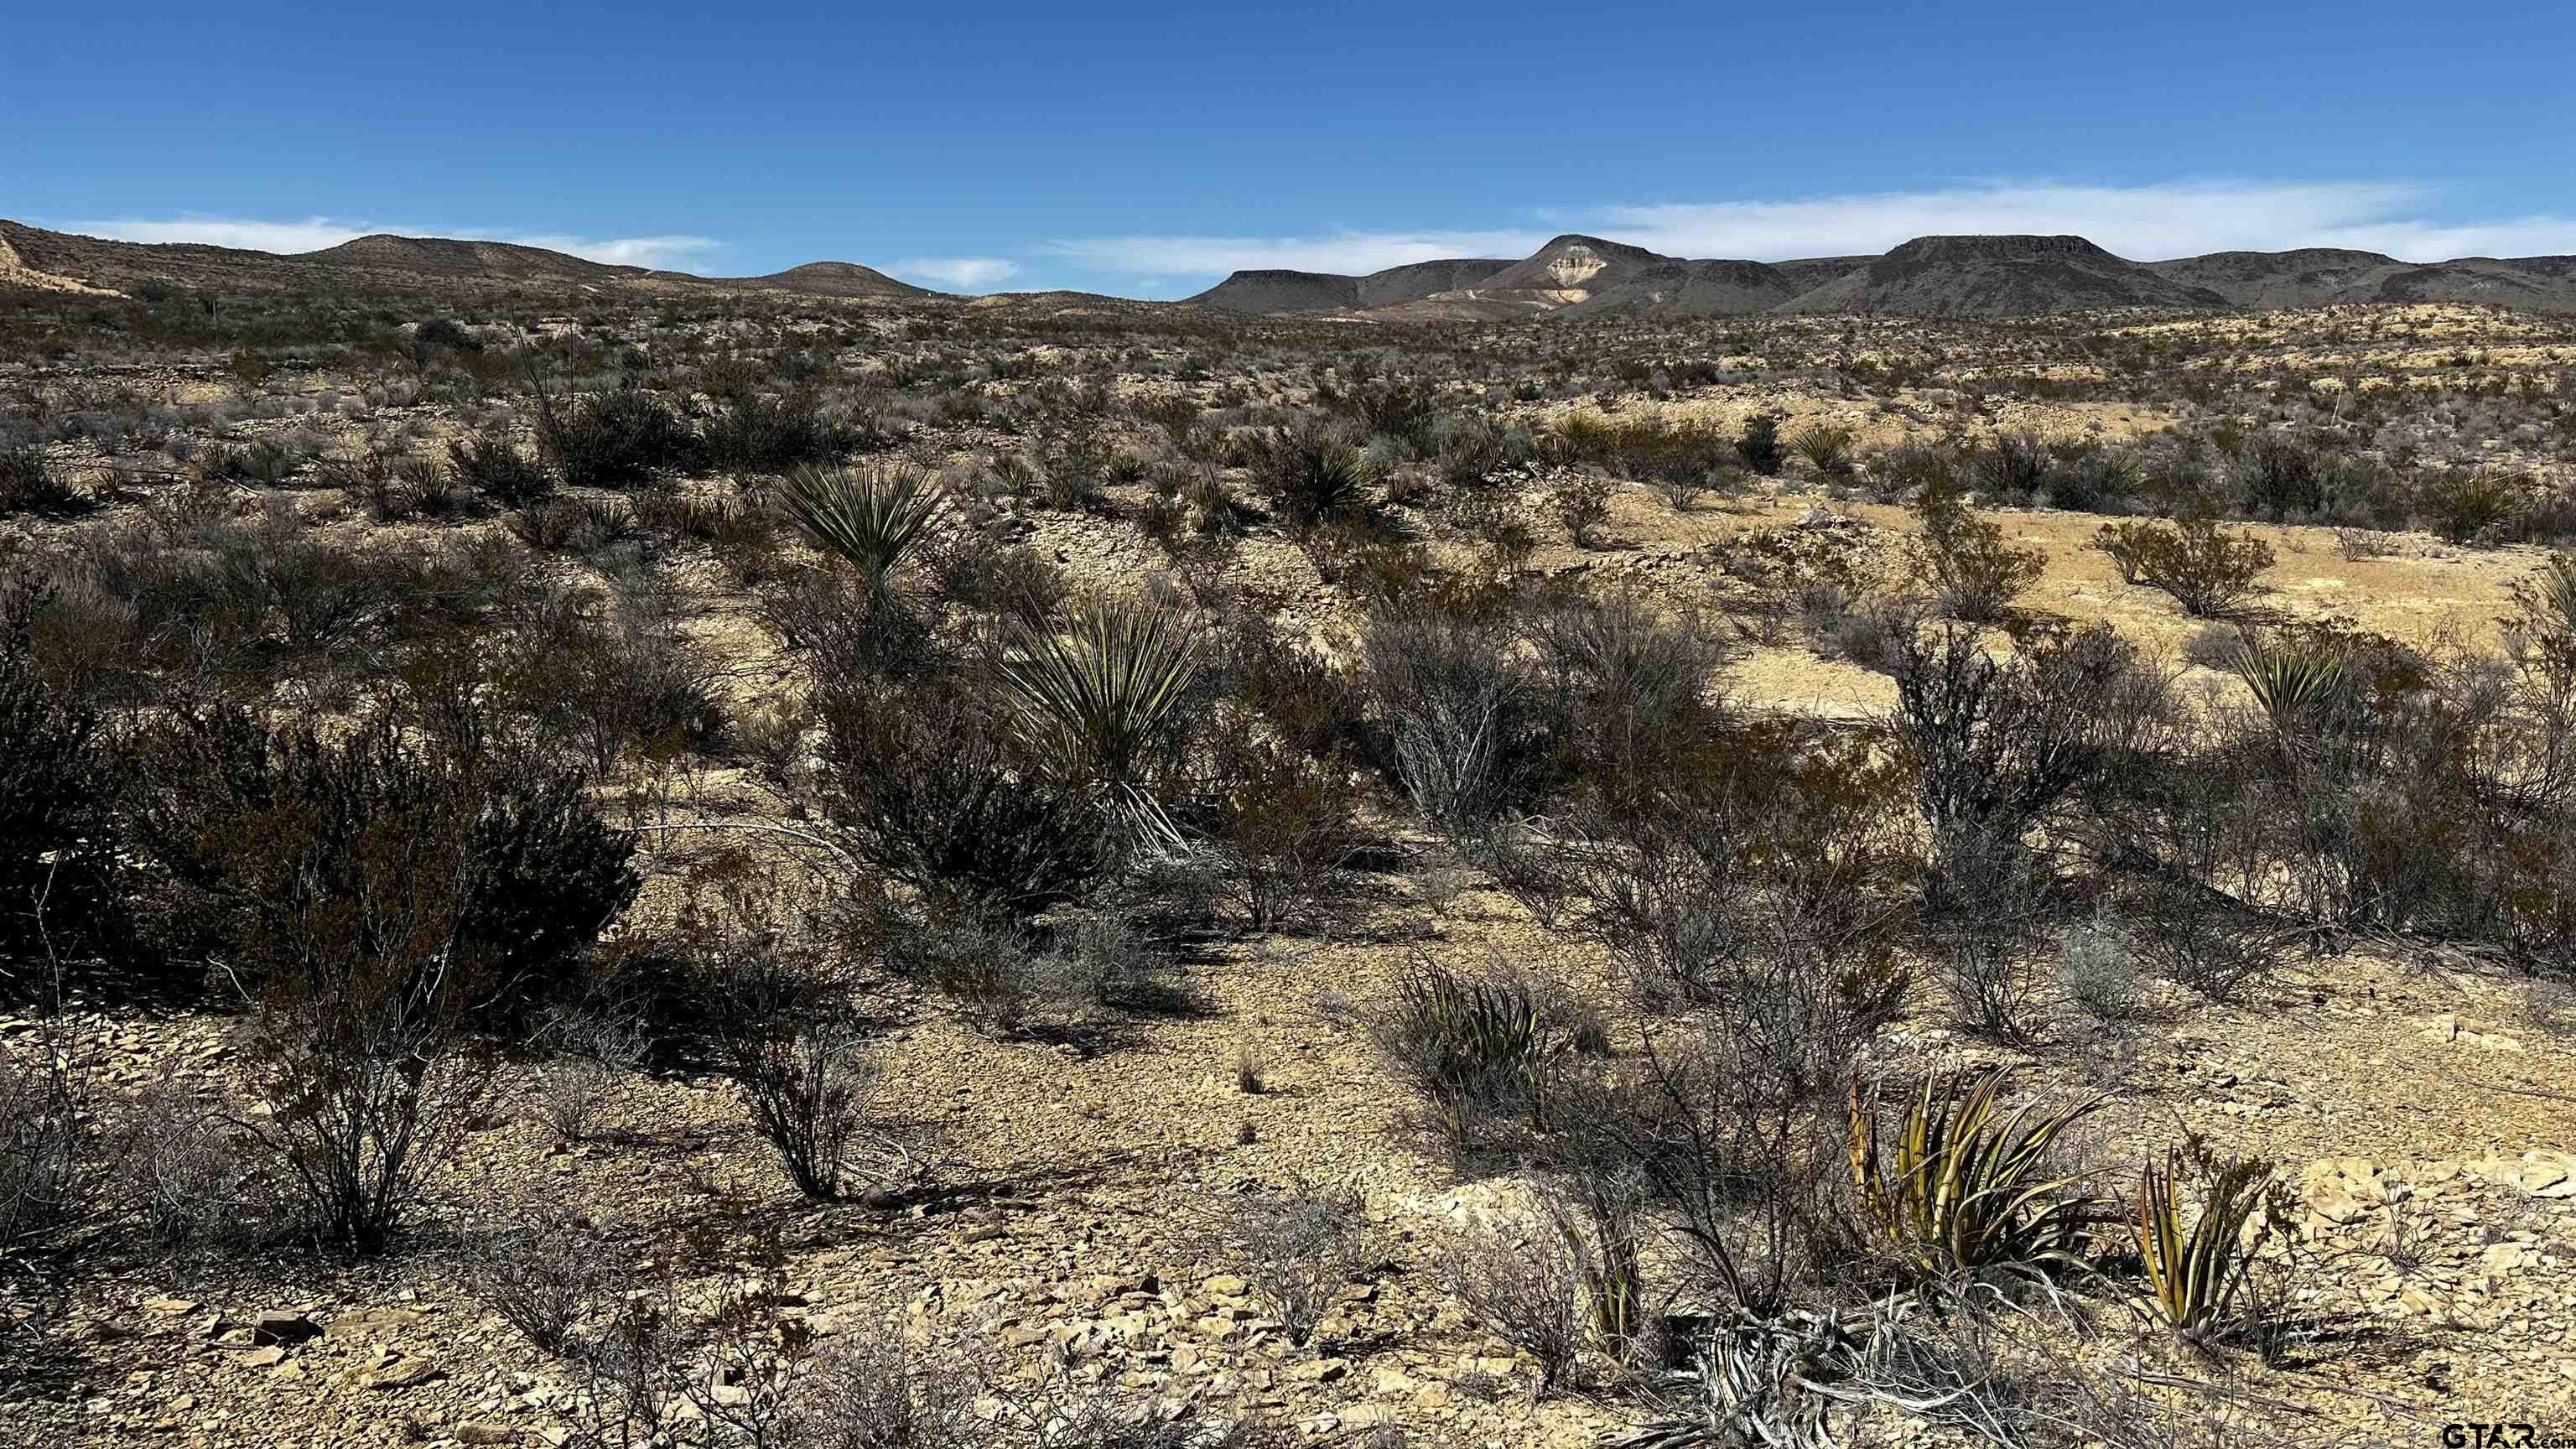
[
  {"xmin": 2146, "ymin": 248, "xmax": 2576, "ymax": 310},
  {"xmin": 0, "ymin": 220, "xmax": 943, "ymax": 304},
  {"xmin": 304, "ymin": 233, "xmax": 638, "ymax": 281},
  {"xmin": 1188, "ymin": 269, "xmax": 1363, "ymax": 313},
  {"xmin": 1185, "ymin": 233, "xmax": 2576, "ymax": 319},
  {"xmin": 18, "ymin": 216, "xmax": 2576, "ymax": 318},
  {"xmin": 2143, "ymin": 247, "xmax": 2402, "ymax": 308},
  {"xmin": 1189, "ymin": 257, "xmax": 1514, "ymax": 314},
  {"xmin": 741, "ymin": 261, "xmax": 938, "ymax": 300},
  {"xmin": 0, "ymin": 220, "xmax": 329, "ymax": 294},
  {"xmin": 2360, "ymin": 255, "xmax": 2576, "ymax": 309},
  {"xmin": 1777, "ymin": 234, "xmax": 2226, "ymax": 313},
  {"xmin": 1461, "ymin": 236, "xmax": 1802, "ymax": 315}
]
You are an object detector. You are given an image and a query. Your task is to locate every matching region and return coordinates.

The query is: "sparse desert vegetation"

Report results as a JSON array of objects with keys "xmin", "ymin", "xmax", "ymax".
[{"xmin": 8, "ymin": 249, "xmax": 2576, "ymax": 1449}]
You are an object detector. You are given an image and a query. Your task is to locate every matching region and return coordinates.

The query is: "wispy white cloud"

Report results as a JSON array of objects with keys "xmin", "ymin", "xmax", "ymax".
[
  {"xmin": 73, "ymin": 216, "xmax": 372, "ymax": 253},
  {"xmin": 501, "ymin": 234, "xmax": 723, "ymax": 269},
  {"xmin": 65, "ymin": 216, "xmax": 724, "ymax": 272},
  {"xmin": 1592, "ymin": 180, "xmax": 2443, "ymax": 261},
  {"xmin": 1041, "ymin": 230, "xmax": 1546, "ymax": 278},
  {"xmin": 2293, "ymin": 216, "xmax": 2576, "ymax": 262},
  {"xmin": 1048, "ymin": 180, "xmax": 2576, "ymax": 279},
  {"xmin": 891, "ymin": 257, "xmax": 1020, "ymax": 291}
]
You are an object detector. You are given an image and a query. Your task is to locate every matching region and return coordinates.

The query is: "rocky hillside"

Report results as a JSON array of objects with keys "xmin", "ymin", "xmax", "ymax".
[
  {"xmin": 15, "ymin": 215, "xmax": 2576, "ymax": 319},
  {"xmin": 1776, "ymin": 233, "xmax": 2227, "ymax": 313},
  {"xmin": 301, "ymin": 234, "xmax": 640, "ymax": 283},
  {"xmin": 0, "ymin": 220, "xmax": 943, "ymax": 304},
  {"xmin": 1441, "ymin": 235, "xmax": 1809, "ymax": 317},
  {"xmin": 1192, "ymin": 233, "xmax": 2576, "ymax": 319},
  {"xmin": 2143, "ymin": 247, "xmax": 2413, "ymax": 309},
  {"xmin": 1187, "ymin": 257, "xmax": 1512, "ymax": 313},
  {"xmin": 1199, "ymin": 236, "xmax": 1833, "ymax": 322},
  {"xmin": 2149, "ymin": 248, "xmax": 2576, "ymax": 309},
  {"xmin": 740, "ymin": 261, "xmax": 939, "ymax": 300}
]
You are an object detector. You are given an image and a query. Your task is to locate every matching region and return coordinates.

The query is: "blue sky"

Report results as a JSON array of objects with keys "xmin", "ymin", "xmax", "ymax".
[{"xmin": 10, "ymin": 0, "xmax": 2573, "ymax": 293}]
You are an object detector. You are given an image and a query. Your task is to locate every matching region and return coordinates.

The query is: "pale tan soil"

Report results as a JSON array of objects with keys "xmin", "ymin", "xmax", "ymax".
[
  {"xmin": 11, "ymin": 301, "xmax": 2576, "ymax": 1448},
  {"xmin": 20, "ymin": 895, "xmax": 2576, "ymax": 1446},
  {"xmin": 0, "ymin": 234, "xmax": 120, "ymax": 296}
]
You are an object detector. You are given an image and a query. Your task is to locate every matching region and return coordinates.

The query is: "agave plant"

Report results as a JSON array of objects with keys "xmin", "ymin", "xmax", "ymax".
[
  {"xmin": 1848, "ymin": 1067, "xmax": 2103, "ymax": 1279},
  {"xmin": 2226, "ymin": 633, "xmax": 2346, "ymax": 732},
  {"xmin": 774, "ymin": 462, "xmax": 947, "ymax": 599},
  {"xmin": 2137, "ymin": 1147, "xmax": 2277, "ymax": 1340},
  {"xmin": 998, "ymin": 593, "xmax": 1198, "ymax": 837},
  {"xmin": 1789, "ymin": 423, "xmax": 1856, "ymax": 477}
]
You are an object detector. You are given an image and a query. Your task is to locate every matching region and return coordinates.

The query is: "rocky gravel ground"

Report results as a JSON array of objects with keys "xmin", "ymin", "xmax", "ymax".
[
  {"xmin": 9, "ymin": 302, "xmax": 2576, "ymax": 1447},
  {"xmin": 9, "ymin": 895, "xmax": 2576, "ymax": 1446}
]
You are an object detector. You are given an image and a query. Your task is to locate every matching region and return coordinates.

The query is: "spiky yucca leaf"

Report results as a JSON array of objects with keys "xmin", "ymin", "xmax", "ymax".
[
  {"xmin": 1541, "ymin": 1173, "xmax": 1648, "ymax": 1363},
  {"xmin": 2535, "ymin": 554, "xmax": 2576, "ymax": 641},
  {"xmin": 1259, "ymin": 425, "xmax": 1380, "ymax": 528},
  {"xmin": 1609, "ymin": 1311, "xmax": 1861, "ymax": 1449},
  {"xmin": 1389, "ymin": 960, "xmax": 1560, "ymax": 1136},
  {"xmin": 2228, "ymin": 634, "xmax": 2346, "ymax": 731},
  {"xmin": 999, "ymin": 594, "xmax": 1198, "ymax": 834},
  {"xmin": 2137, "ymin": 1148, "xmax": 2275, "ymax": 1339},
  {"xmin": 1848, "ymin": 1067, "xmax": 2103, "ymax": 1278},
  {"xmin": 775, "ymin": 463, "xmax": 947, "ymax": 596}
]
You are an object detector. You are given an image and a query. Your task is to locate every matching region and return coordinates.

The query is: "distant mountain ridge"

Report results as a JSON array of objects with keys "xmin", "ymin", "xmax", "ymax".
[
  {"xmin": 0, "ymin": 221, "xmax": 938, "ymax": 302},
  {"xmin": 1775, "ymin": 234, "xmax": 2226, "ymax": 313},
  {"xmin": 7, "ymin": 217, "xmax": 2576, "ymax": 317},
  {"xmin": 1193, "ymin": 231, "xmax": 2576, "ymax": 318}
]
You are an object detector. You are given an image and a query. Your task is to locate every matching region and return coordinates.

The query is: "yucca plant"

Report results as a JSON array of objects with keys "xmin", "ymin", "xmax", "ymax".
[
  {"xmin": 2137, "ymin": 1147, "xmax": 2278, "ymax": 1341},
  {"xmin": 998, "ymin": 593, "xmax": 1198, "ymax": 838},
  {"xmin": 774, "ymin": 462, "xmax": 947, "ymax": 600},
  {"xmin": 1375, "ymin": 958, "xmax": 1561, "ymax": 1140},
  {"xmin": 1847, "ymin": 1067, "xmax": 2102, "ymax": 1278},
  {"xmin": 1789, "ymin": 423, "xmax": 1856, "ymax": 477},
  {"xmin": 2527, "ymin": 553, "xmax": 2576, "ymax": 643},
  {"xmin": 2227, "ymin": 633, "xmax": 2346, "ymax": 733},
  {"xmin": 1548, "ymin": 407, "xmax": 1618, "ymax": 461},
  {"xmin": 1255, "ymin": 424, "xmax": 1379, "ymax": 528},
  {"xmin": 2414, "ymin": 467, "xmax": 2525, "ymax": 544}
]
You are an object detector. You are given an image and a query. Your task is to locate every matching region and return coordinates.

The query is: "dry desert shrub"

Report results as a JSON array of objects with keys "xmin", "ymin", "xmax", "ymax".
[
  {"xmin": 2090, "ymin": 517, "xmax": 2276, "ymax": 618},
  {"xmin": 1217, "ymin": 1185, "xmax": 1373, "ymax": 1348},
  {"xmin": 528, "ymin": 1007, "xmax": 649, "ymax": 1144}
]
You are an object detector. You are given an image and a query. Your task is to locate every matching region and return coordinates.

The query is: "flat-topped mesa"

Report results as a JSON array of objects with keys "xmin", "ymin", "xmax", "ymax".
[
  {"xmin": 1779, "ymin": 233, "xmax": 2228, "ymax": 313},
  {"xmin": 1884, "ymin": 232, "xmax": 2122, "ymax": 262},
  {"xmin": 1188, "ymin": 270, "xmax": 1363, "ymax": 313},
  {"xmin": 1188, "ymin": 259, "xmax": 1517, "ymax": 314}
]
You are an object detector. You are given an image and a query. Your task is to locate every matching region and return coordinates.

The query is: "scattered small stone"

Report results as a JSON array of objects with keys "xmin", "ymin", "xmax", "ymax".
[{"xmin": 252, "ymin": 1311, "xmax": 320, "ymax": 1347}]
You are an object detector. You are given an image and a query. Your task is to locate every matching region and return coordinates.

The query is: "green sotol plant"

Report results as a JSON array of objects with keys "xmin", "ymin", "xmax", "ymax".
[
  {"xmin": 1374, "ymin": 958, "xmax": 1566, "ymax": 1140},
  {"xmin": 1256, "ymin": 423, "xmax": 1380, "ymax": 529}
]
